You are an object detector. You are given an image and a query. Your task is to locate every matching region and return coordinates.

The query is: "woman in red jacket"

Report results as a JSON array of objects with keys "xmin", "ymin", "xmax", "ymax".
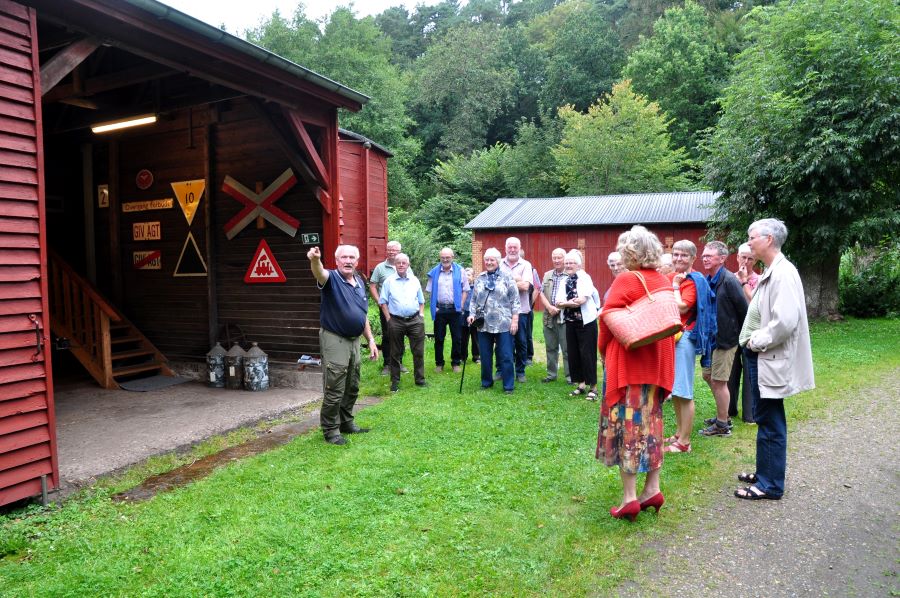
[{"xmin": 597, "ymin": 225, "xmax": 676, "ymax": 521}]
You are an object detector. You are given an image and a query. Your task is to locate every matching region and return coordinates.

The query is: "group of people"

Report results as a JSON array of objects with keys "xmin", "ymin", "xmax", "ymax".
[{"xmin": 308, "ymin": 217, "xmax": 814, "ymax": 519}]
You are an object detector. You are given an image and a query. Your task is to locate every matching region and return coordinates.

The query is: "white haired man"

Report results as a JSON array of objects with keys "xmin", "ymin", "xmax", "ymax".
[
  {"xmin": 369, "ymin": 240, "xmax": 411, "ymax": 375},
  {"xmin": 308, "ymin": 245, "xmax": 378, "ymax": 445}
]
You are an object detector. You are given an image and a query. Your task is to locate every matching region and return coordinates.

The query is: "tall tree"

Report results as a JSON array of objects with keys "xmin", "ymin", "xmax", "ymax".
[
  {"xmin": 247, "ymin": 7, "xmax": 421, "ymax": 208},
  {"xmin": 410, "ymin": 23, "xmax": 516, "ymax": 163},
  {"xmin": 501, "ymin": 117, "xmax": 563, "ymax": 198},
  {"xmin": 703, "ymin": 0, "xmax": 900, "ymax": 316},
  {"xmin": 624, "ymin": 0, "xmax": 729, "ymax": 157},
  {"xmin": 553, "ymin": 80, "xmax": 694, "ymax": 195},
  {"xmin": 527, "ymin": 1, "xmax": 625, "ymax": 112}
]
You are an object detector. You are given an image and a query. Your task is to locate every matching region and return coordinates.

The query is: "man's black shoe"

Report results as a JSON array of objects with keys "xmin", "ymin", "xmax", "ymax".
[
  {"xmin": 325, "ymin": 434, "xmax": 348, "ymax": 445},
  {"xmin": 390, "ymin": 381, "xmax": 399, "ymax": 392},
  {"xmin": 415, "ymin": 381, "xmax": 428, "ymax": 387},
  {"xmin": 340, "ymin": 423, "xmax": 370, "ymax": 434}
]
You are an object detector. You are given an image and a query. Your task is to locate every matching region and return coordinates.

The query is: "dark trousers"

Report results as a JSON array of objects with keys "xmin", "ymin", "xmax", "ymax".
[
  {"xmin": 433, "ymin": 307, "xmax": 463, "ymax": 366},
  {"xmin": 525, "ymin": 309, "xmax": 535, "ymax": 360},
  {"xmin": 388, "ymin": 315, "xmax": 426, "ymax": 385},
  {"xmin": 744, "ymin": 348, "xmax": 786, "ymax": 497},
  {"xmin": 728, "ymin": 349, "xmax": 754, "ymax": 422},
  {"xmin": 479, "ymin": 331, "xmax": 514, "ymax": 391},
  {"xmin": 378, "ymin": 309, "xmax": 393, "ymax": 367},
  {"xmin": 512, "ymin": 312, "xmax": 530, "ymax": 376},
  {"xmin": 461, "ymin": 312, "xmax": 480, "ymax": 362},
  {"xmin": 566, "ymin": 319, "xmax": 598, "ymax": 386}
]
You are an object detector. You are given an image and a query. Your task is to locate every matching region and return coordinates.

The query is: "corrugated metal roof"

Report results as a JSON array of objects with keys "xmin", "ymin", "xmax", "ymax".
[{"xmin": 464, "ymin": 191, "xmax": 722, "ymax": 229}]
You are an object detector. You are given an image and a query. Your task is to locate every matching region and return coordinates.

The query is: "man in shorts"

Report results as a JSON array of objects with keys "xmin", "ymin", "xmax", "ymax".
[{"xmin": 699, "ymin": 241, "xmax": 748, "ymax": 437}]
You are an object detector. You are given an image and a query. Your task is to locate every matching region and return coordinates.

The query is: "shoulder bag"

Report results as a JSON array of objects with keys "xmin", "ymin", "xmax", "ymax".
[{"xmin": 601, "ymin": 271, "xmax": 681, "ymax": 350}]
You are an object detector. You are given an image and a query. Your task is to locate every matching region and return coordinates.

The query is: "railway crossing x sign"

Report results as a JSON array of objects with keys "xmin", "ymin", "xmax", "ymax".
[{"xmin": 222, "ymin": 168, "xmax": 299, "ymax": 240}]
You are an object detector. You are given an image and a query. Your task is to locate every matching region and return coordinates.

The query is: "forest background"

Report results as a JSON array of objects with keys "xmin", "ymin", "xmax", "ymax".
[{"xmin": 244, "ymin": 0, "xmax": 898, "ymax": 317}]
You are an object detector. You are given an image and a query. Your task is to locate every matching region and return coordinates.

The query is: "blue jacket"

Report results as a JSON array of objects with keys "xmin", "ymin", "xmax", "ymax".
[
  {"xmin": 427, "ymin": 262, "xmax": 464, "ymax": 319},
  {"xmin": 687, "ymin": 271, "xmax": 716, "ymax": 365}
]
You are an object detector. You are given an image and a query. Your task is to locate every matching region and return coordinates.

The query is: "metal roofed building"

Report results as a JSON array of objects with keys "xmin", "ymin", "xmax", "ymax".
[
  {"xmin": 464, "ymin": 191, "xmax": 731, "ymax": 296},
  {"xmin": 465, "ymin": 191, "xmax": 721, "ymax": 229}
]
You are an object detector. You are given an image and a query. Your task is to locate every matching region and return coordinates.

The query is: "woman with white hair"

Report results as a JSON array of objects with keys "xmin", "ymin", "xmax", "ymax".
[
  {"xmin": 556, "ymin": 249, "xmax": 599, "ymax": 400},
  {"xmin": 735, "ymin": 218, "xmax": 814, "ymax": 500},
  {"xmin": 597, "ymin": 225, "xmax": 675, "ymax": 521},
  {"xmin": 467, "ymin": 248, "xmax": 520, "ymax": 393},
  {"xmin": 735, "ymin": 242, "xmax": 760, "ymax": 301}
]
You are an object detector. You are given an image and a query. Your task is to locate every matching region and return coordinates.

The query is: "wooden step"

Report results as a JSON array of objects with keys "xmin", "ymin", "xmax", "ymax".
[
  {"xmin": 110, "ymin": 323, "xmax": 130, "ymax": 331},
  {"xmin": 111, "ymin": 348, "xmax": 155, "ymax": 360},
  {"xmin": 112, "ymin": 362, "xmax": 162, "ymax": 378},
  {"xmin": 111, "ymin": 335, "xmax": 142, "ymax": 345}
]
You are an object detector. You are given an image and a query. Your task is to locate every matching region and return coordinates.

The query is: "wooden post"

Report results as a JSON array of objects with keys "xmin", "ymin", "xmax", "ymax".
[
  {"xmin": 108, "ymin": 139, "xmax": 122, "ymax": 306},
  {"xmin": 204, "ymin": 109, "xmax": 218, "ymax": 349},
  {"xmin": 81, "ymin": 143, "xmax": 96, "ymax": 283}
]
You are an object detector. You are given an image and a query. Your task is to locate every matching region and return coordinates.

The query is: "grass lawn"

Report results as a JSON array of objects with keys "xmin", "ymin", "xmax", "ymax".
[{"xmin": 1, "ymin": 318, "xmax": 897, "ymax": 596}]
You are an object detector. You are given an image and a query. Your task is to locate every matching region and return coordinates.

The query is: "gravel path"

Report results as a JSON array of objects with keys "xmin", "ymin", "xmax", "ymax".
[{"xmin": 617, "ymin": 369, "xmax": 900, "ymax": 598}]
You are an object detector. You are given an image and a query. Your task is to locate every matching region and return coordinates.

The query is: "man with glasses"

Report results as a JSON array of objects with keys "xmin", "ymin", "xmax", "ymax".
[
  {"xmin": 728, "ymin": 242, "xmax": 760, "ymax": 423},
  {"xmin": 379, "ymin": 253, "xmax": 427, "ymax": 393},
  {"xmin": 699, "ymin": 241, "xmax": 749, "ymax": 437}
]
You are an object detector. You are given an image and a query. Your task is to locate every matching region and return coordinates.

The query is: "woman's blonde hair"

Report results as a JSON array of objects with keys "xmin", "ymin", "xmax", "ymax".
[{"xmin": 616, "ymin": 225, "xmax": 663, "ymax": 270}]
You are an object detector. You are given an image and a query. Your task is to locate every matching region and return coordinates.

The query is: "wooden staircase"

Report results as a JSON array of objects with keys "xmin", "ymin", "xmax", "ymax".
[{"xmin": 47, "ymin": 250, "xmax": 173, "ymax": 389}]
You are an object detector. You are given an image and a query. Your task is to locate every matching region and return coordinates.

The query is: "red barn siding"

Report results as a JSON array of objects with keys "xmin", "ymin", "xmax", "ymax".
[
  {"xmin": 0, "ymin": 0, "xmax": 58, "ymax": 507},
  {"xmin": 473, "ymin": 225, "xmax": 735, "ymax": 307},
  {"xmin": 337, "ymin": 133, "xmax": 388, "ymax": 277}
]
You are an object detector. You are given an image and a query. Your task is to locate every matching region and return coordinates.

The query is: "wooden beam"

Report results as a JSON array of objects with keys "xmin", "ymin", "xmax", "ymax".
[
  {"xmin": 249, "ymin": 100, "xmax": 331, "ymax": 215},
  {"xmin": 40, "ymin": 37, "xmax": 101, "ymax": 95},
  {"xmin": 43, "ymin": 63, "xmax": 175, "ymax": 104},
  {"xmin": 283, "ymin": 108, "xmax": 330, "ymax": 191}
]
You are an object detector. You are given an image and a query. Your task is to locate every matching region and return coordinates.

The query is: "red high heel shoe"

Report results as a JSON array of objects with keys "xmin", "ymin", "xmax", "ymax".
[
  {"xmin": 610, "ymin": 500, "xmax": 641, "ymax": 521},
  {"xmin": 639, "ymin": 492, "xmax": 665, "ymax": 513}
]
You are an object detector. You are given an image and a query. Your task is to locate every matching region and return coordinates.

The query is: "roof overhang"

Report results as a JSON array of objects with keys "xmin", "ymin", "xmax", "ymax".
[{"xmin": 22, "ymin": 0, "xmax": 368, "ymax": 112}]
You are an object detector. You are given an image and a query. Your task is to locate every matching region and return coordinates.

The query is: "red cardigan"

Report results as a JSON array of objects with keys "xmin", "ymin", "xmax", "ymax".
[{"xmin": 599, "ymin": 269, "xmax": 676, "ymax": 406}]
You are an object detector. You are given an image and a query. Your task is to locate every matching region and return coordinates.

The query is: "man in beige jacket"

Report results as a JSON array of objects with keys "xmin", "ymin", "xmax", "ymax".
[{"xmin": 735, "ymin": 218, "xmax": 814, "ymax": 500}]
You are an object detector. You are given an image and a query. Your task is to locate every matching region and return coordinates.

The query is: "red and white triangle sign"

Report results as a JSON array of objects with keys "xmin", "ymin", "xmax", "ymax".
[{"xmin": 244, "ymin": 239, "xmax": 286, "ymax": 283}]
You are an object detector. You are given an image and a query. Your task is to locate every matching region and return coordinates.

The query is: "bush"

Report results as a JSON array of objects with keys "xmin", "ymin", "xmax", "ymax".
[{"xmin": 839, "ymin": 240, "xmax": 900, "ymax": 318}]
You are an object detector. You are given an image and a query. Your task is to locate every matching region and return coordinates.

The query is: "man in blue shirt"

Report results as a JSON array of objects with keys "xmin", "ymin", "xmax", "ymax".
[
  {"xmin": 379, "ymin": 253, "xmax": 427, "ymax": 392},
  {"xmin": 308, "ymin": 245, "xmax": 378, "ymax": 446},
  {"xmin": 425, "ymin": 247, "xmax": 469, "ymax": 373}
]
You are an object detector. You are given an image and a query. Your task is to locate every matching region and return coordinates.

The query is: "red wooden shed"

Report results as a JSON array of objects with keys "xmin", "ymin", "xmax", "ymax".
[
  {"xmin": 337, "ymin": 128, "xmax": 391, "ymax": 278},
  {"xmin": 465, "ymin": 192, "xmax": 734, "ymax": 300},
  {"xmin": 0, "ymin": 0, "xmax": 390, "ymax": 507}
]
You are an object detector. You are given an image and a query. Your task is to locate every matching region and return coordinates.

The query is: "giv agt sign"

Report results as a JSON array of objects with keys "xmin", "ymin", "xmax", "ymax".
[{"xmin": 133, "ymin": 221, "xmax": 161, "ymax": 241}]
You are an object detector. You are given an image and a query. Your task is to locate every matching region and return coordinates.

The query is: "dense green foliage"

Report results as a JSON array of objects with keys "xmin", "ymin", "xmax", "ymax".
[
  {"xmin": 2, "ymin": 319, "xmax": 898, "ymax": 594},
  {"xmin": 624, "ymin": 0, "xmax": 729, "ymax": 157},
  {"xmin": 839, "ymin": 241, "xmax": 900, "ymax": 318},
  {"xmin": 242, "ymin": 0, "xmax": 898, "ymax": 317},
  {"xmin": 703, "ymin": 0, "xmax": 900, "ymax": 313},
  {"xmin": 554, "ymin": 80, "xmax": 694, "ymax": 195}
]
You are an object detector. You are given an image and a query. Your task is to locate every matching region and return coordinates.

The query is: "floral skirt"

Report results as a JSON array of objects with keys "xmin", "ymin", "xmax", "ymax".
[{"xmin": 596, "ymin": 384, "xmax": 665, "ymax": 474}]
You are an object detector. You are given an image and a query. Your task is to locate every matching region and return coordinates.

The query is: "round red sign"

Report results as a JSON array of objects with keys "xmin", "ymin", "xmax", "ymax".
[{"xmin": 136, "ymin": 169, "xmax": 153, "ymax": 190}]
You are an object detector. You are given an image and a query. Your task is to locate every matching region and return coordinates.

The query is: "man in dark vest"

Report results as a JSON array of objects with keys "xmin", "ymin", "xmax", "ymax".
[
  {"xmin": 699, "ymin": 241, "xmax": 749, "ymax": 437},
  {"xmin": 308, "ymin": 245, "xmax": 378, "ymax": 445}
]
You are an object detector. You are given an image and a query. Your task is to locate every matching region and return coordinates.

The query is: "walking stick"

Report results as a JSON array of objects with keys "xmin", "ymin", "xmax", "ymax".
[{"xmin": 459, "ymin": 355, "xmax": 466, "ymax": 393}]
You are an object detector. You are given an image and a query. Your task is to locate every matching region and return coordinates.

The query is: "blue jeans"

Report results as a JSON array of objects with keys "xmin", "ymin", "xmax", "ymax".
[
  {"xmin": 480, "ymin": 331, "xmax": 514, "ymax": 391},
  {"xmin": 744, "ymin": 348, "xmax": 787, "ymax": 497}
]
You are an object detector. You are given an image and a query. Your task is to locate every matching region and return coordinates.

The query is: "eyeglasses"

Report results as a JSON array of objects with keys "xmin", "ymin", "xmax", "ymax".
[{"xmin": 748, "ymin": 234, "xmax": 770, "ymax": 242}]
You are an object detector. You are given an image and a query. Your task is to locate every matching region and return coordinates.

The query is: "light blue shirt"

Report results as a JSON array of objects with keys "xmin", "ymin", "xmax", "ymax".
[{"xmin": 379, "ymin": 274, "xmax": 424, "ymax": 317}]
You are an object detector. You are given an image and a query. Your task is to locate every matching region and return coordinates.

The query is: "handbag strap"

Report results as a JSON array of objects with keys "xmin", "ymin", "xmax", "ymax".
[{"xmin": 630, "ymin": 271, "xmax": 654, "ymax": 302}]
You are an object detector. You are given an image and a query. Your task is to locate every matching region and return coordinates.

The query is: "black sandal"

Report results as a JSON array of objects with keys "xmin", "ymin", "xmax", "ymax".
[
  {"xmin": 569, "ymin": 387, "xmax": 586, "ymax": 396},
  {"xmin": 734, "ymin": 485, "xmax": 780, "ymax": 500},
  {"xmin": 737, "ymin": 472, "xmax": 758, "ymax": 484}
]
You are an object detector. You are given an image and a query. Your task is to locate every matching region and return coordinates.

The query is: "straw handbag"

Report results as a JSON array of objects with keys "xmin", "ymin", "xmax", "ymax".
[{"xmin": 602, "ymin": 271, "xmax": 681, "ymax": 350}]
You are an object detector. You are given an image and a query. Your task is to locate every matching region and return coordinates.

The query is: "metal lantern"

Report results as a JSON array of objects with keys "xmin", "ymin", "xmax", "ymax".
[
  {"xmin": 243, "ymin": 342, "xmax": 269, "ymax": 391},
  {"xmin": 206, "ymin": 342, "xmax": 226, "ymax": 388},
  {"xmin": 225, "ymin": 342, "xmax": 246, "ymax": 390}
]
